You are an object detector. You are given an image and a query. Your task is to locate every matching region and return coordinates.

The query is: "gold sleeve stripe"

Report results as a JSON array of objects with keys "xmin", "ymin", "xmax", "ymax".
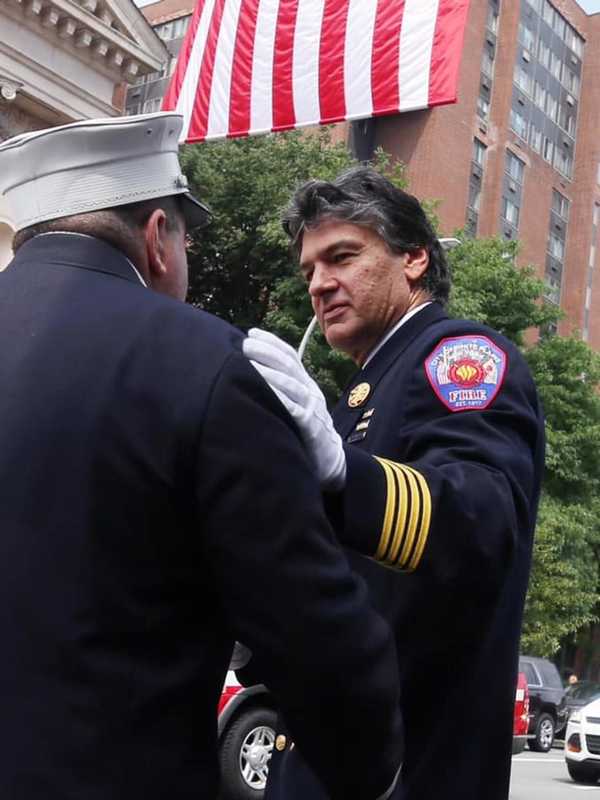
[
  {"xmin": 373, "ymin": 457, "xmax": 432, "ymax": 572},
  {"xmin": 374, "ymin": 457, "xmax": 396, "ymax": 561},
  {"xmin": 385, "ymin": 463, "xmax": 408, "ymax": 565},
  {"xmin": 404, "ymin": 465, "xmax": 432, "ymax": 571},
  {"xmin": 393, "ymin": 463, "xmax": 420, "ymax": 567}
]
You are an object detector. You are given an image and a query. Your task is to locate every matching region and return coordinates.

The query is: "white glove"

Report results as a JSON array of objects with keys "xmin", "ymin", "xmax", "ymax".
[{"xmin": 243, "ymin": 328, "xmax": 346, "ymax": 490}]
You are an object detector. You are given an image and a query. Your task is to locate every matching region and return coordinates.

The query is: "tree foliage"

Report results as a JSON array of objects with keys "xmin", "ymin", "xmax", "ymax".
[
  {"xmin": 526, "ymin": 335, "xmax": 600, "ymax": 503},
  {"xmin": 521, "ymin": 496, "xmax": 600, "ymax": 656},
  {"xmin": 181, "ymin": 128, "xmax": 356, "ymax": 329},
  {"xmin": 180, "ymin": 133, "xmax": 600, "ymax": 657},
  {"xmin": 447, "ymin": 236, "xmax": 559, "ymax": 344}
]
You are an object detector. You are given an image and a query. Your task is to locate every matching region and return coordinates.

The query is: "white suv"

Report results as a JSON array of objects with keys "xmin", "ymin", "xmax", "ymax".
[{"xmin": 565, "ymin": 695, "xmax": 600, "ymax": 784}]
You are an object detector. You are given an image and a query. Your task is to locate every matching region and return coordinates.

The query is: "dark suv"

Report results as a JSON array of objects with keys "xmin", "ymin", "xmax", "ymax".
[{"xmin": 519, "ymin": 655, "xmax": 567, "ymax": 752}]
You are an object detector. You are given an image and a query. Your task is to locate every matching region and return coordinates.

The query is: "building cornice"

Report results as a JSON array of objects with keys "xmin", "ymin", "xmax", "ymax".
[{"xmin": 2, "ymin": 0, "xmax": 168, "ymax": 81}]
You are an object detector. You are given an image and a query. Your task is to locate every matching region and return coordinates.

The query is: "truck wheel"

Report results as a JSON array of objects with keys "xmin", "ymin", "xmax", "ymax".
[
  {"xmin": 529, "ymin": 713, "xmax": 555, "ymax": 752},
  {"xmin": 219, "ymin": 706, "xmax": 276, "ymax": 800}
]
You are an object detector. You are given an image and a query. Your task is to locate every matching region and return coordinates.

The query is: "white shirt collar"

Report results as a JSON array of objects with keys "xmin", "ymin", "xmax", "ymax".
[
  {"xmin": 33, "ymin": 232, "xmax": 148, "ymax": 287},
  {"xmin": 361, "ymin": 302, "xmax": 432, "ymax": 369}
]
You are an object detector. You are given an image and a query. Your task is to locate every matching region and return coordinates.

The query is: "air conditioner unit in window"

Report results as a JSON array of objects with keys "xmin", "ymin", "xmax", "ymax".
[
  {"xmin": 571, "ymin": 53, "xmax": 578, "ymax": 64},
  {"xmin": 509, "ymin": 180, "xmax": 517, "ymax": 192},
  {"xmin": 504, "ymin": 228, "xmax": 513, "ymax": 238},
  {"xmin": 522, "ymin": 49, "xmax": 531, "ymax": 62},
  {"xmin": 566, "ymin": 94, "xmax": 575, "ymax": 106},
  {"xmin": 479, "ymin": 122, "xmax": 488, "ymax": 134}
]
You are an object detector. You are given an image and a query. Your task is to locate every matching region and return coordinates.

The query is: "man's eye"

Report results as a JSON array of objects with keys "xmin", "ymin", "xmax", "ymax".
[{"xmin": 333, "ymin": 252, "xmax": 352, "ymax": 263}]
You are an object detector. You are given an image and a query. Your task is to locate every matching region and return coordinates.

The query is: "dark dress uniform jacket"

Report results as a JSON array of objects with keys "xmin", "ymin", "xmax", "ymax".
[
  {"xmin": 0, "ymin": 234, "xmax": 404, "ymax": 800},
  {"xmin": 267, "ymin": 302, "xmax": 544, "ymax": 800}
]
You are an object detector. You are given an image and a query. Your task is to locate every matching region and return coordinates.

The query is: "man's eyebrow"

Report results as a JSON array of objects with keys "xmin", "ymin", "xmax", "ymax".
[{"xmin": 299, "ymin": 239, "xmax": 363, "ymax": 271}]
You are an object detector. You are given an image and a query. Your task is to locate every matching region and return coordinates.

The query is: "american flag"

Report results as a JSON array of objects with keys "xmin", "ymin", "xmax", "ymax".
[{"xmin": 162, "ymin": 0, "xmax": 470, "ymax": 143}]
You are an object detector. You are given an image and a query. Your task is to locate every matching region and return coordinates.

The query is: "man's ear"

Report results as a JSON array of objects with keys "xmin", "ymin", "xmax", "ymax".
[
  {"xmin": 403, "ymin": 248, "xmax": 429, "ymax": 284},
  {"xmin": 144, "ymin": 209, "xmax": 170, "ymax": 282}
]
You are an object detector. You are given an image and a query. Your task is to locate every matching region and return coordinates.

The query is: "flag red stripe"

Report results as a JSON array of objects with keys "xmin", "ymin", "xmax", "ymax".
[
  {"xmin": 272, "ymin": 0, "xmax": 300, "ymax": 132},
  {"xmin": 319, "ymin": 0, "xmax": 350, "ymax": 124},
  {"xmin": 428, "ymin": 0, "xmax": 470, "ymax": 106},
  {"xmin": 371, "ymin": 0, "xmax": 405, "ymax": 117},
  {"xmin": 161, "ymin": 0, "xmax": 207, "ymax": 112},
  {"xmin": 187, "ymin": 0, "xmax": 227, "ymax": 142},
  {"xmin": 227, "ymin": 0, "xmax": 261, "ymax": 137}
]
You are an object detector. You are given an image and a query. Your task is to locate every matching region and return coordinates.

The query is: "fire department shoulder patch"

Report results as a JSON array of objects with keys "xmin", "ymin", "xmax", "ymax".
[{"xmin": 424, "ymin": 335, "xmax": 508, "ymax": 412}]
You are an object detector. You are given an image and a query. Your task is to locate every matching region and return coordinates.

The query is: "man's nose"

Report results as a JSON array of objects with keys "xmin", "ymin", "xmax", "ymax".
[{"xmin": 308, "ymin": 264, "xmax": 337, "ymax": 298}]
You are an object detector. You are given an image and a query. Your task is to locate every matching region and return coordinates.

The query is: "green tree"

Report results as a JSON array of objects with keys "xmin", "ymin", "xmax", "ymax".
[
  {"xmin": 521, "ymin": 495, "xmax": 600, "ymax": 657},
  {"xmin": 446, "ymin": 236, "xmax": 559, "ymax": 344},
  {"xmin": 181, "ymin": 128, "xmax": 356, "ymax": 329},
  {"xmin": 526, "ymin": 335, "xmax": 600, "ymax": 503}
]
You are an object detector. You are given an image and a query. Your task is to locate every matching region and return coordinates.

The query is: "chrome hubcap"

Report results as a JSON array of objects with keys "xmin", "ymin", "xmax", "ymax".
[
  {"xmin": 540, "ymin": 719, "xmax": 553, "ymax": 748},
  {"xmin": 239, "ymin": 724, "xmax": 274, "ymax": 789}
]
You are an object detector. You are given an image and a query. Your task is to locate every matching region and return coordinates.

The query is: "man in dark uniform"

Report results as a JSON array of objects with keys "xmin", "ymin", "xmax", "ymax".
[
  {"xmin": 0, "ymin": 119, "xmax": 403, "ymax": 800},
  {"xmin": 244, "ymin": 167, "xmax": 545, "ymax": 800}
]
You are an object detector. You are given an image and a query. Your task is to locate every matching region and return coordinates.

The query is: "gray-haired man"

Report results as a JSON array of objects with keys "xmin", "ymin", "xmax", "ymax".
[{"xmin": 245, "ymin": 167, "xmax": 545, "ymax": 800}]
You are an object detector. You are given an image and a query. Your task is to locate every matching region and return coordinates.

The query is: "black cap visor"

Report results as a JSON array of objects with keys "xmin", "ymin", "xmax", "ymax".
[{"xmin": 181, "ymin": 192, "xmax": 211, "ymax": 231}]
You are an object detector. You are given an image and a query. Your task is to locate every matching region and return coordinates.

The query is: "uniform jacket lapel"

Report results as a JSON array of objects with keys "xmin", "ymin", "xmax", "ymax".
[{"xmin": 334, "ymin": 303, "xmax": 449, "ymax": 439}]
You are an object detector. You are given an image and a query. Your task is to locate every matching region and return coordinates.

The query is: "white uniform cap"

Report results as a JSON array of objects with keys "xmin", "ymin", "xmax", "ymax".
[{"xmin": 0, "ymin": 112, "xmax": 210, "ymax": 232}]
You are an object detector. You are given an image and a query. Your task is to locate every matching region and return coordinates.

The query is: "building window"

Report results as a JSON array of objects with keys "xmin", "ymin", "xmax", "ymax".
[
  {"xmin": 477, "ymin": 93, "xmax": 490, "ymax": 120},
  {"xmin": 468, "ymin": 181, "xmax": 482, "ymax": 213},
  {"xmin": 552, "ymin": 190, "xmax": 570, "ymax": 221},
  {"xmin": 533, "ymin": 80, "xmax": 546, "ymax": 110},
  {"xmin": 482, "ymin": 46, "xmax": 495, "ymax": 78},
  {"xmin": 156, "ymin": 15, "xmax": 190, "ymax": 41},
  {"xmin": 143, "ymin": 97, "xmax": 162, "ymax": 113},
  {"xmin": 545, "ymin": 93, "xmax": 557, "ymax": 122},
  {"xmin": 514, "ymin": 64, "xmax": 531, "ymax": 95},
  {"xmin": 507, "ymin": 151, "xmax": 525, "ymax": 184},
  {"xmin": 566, "ymin": 27, "xmax": 584, "ymax": 57},
  {"xmin": 545, "ymin": 276, "xmax": 561, "ymax": 304},
  {"xmin": 537, "ymin": 39, "xmax": 549, "ymax": 68},
  {"xmin": 473, "ymin": 138, "xmax": 487, "ymax": 167},
  {"xmin": 549, "ymin": 233, "xmax": 565, "ymax": 260},
  {"xmin": 502, "ymin": 197, "xmax": 520, "ymax": 227},
  {"xmin": 518, "ymin": 22, "xmax": 536, "ymax": 52},
  {"xmin": 529, "ymin": 124, "xmax": 542, "ymax": 153},
  {"xmin": 564, "ymin": 68, "xmax": 580, "ymax": 97},
  {"xmin": 487, "ymin": 4, "xmax": 499, "ymax": 33},
  {"xmin": 172, "ymin": 15, "xmax": 191, "ymax": 38},
  {"xmin": 553, "ymin": 13, "xmax": 566, "ymax": 40},
  {"xmin": 510, "ymin": 108, "xmax": 528, "ymax": 140},
  {"xmin": 543, "ymin": 136, "xmax": 554, "ymax": 164},
  {"xmin": 550, "ymin": 52, "xmax": 563, "ymax": 82},
  {"xmin": 554, "ymin": 148, "xmax": 572, "ymax": 179}
]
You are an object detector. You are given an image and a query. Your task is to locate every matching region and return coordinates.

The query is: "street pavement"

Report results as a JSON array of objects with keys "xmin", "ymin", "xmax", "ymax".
[{"xmin": 510, "ymin": 748, "xmax": 599, "ymax": 799}]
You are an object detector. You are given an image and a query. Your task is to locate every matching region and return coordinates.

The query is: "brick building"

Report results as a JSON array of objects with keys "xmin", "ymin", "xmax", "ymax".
[
  {"xmin": 129, "ymin": 0, "xmax": 600, "ymax": 346},
  {"xmin": 352, "ymin": 0, "xmax": 600, "ymax": 346},
  {"xmin": 125, "ymin": 0, "xmax": 194, "ymax": 116}
]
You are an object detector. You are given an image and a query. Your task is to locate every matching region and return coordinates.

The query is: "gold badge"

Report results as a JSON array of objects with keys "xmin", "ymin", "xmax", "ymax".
[
  {"xmin": 348, "ymin": 382, "xmax": 371, "ymax": 408},
  {"xmin": 275, "ymin": 735, "xmax": 287, "ymax": 751}
]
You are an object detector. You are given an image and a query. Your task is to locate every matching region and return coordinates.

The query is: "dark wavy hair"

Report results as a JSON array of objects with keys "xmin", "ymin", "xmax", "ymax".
[{"xmin": 282, "ymin": 166, "xmax": 450, "ymax": 305}]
